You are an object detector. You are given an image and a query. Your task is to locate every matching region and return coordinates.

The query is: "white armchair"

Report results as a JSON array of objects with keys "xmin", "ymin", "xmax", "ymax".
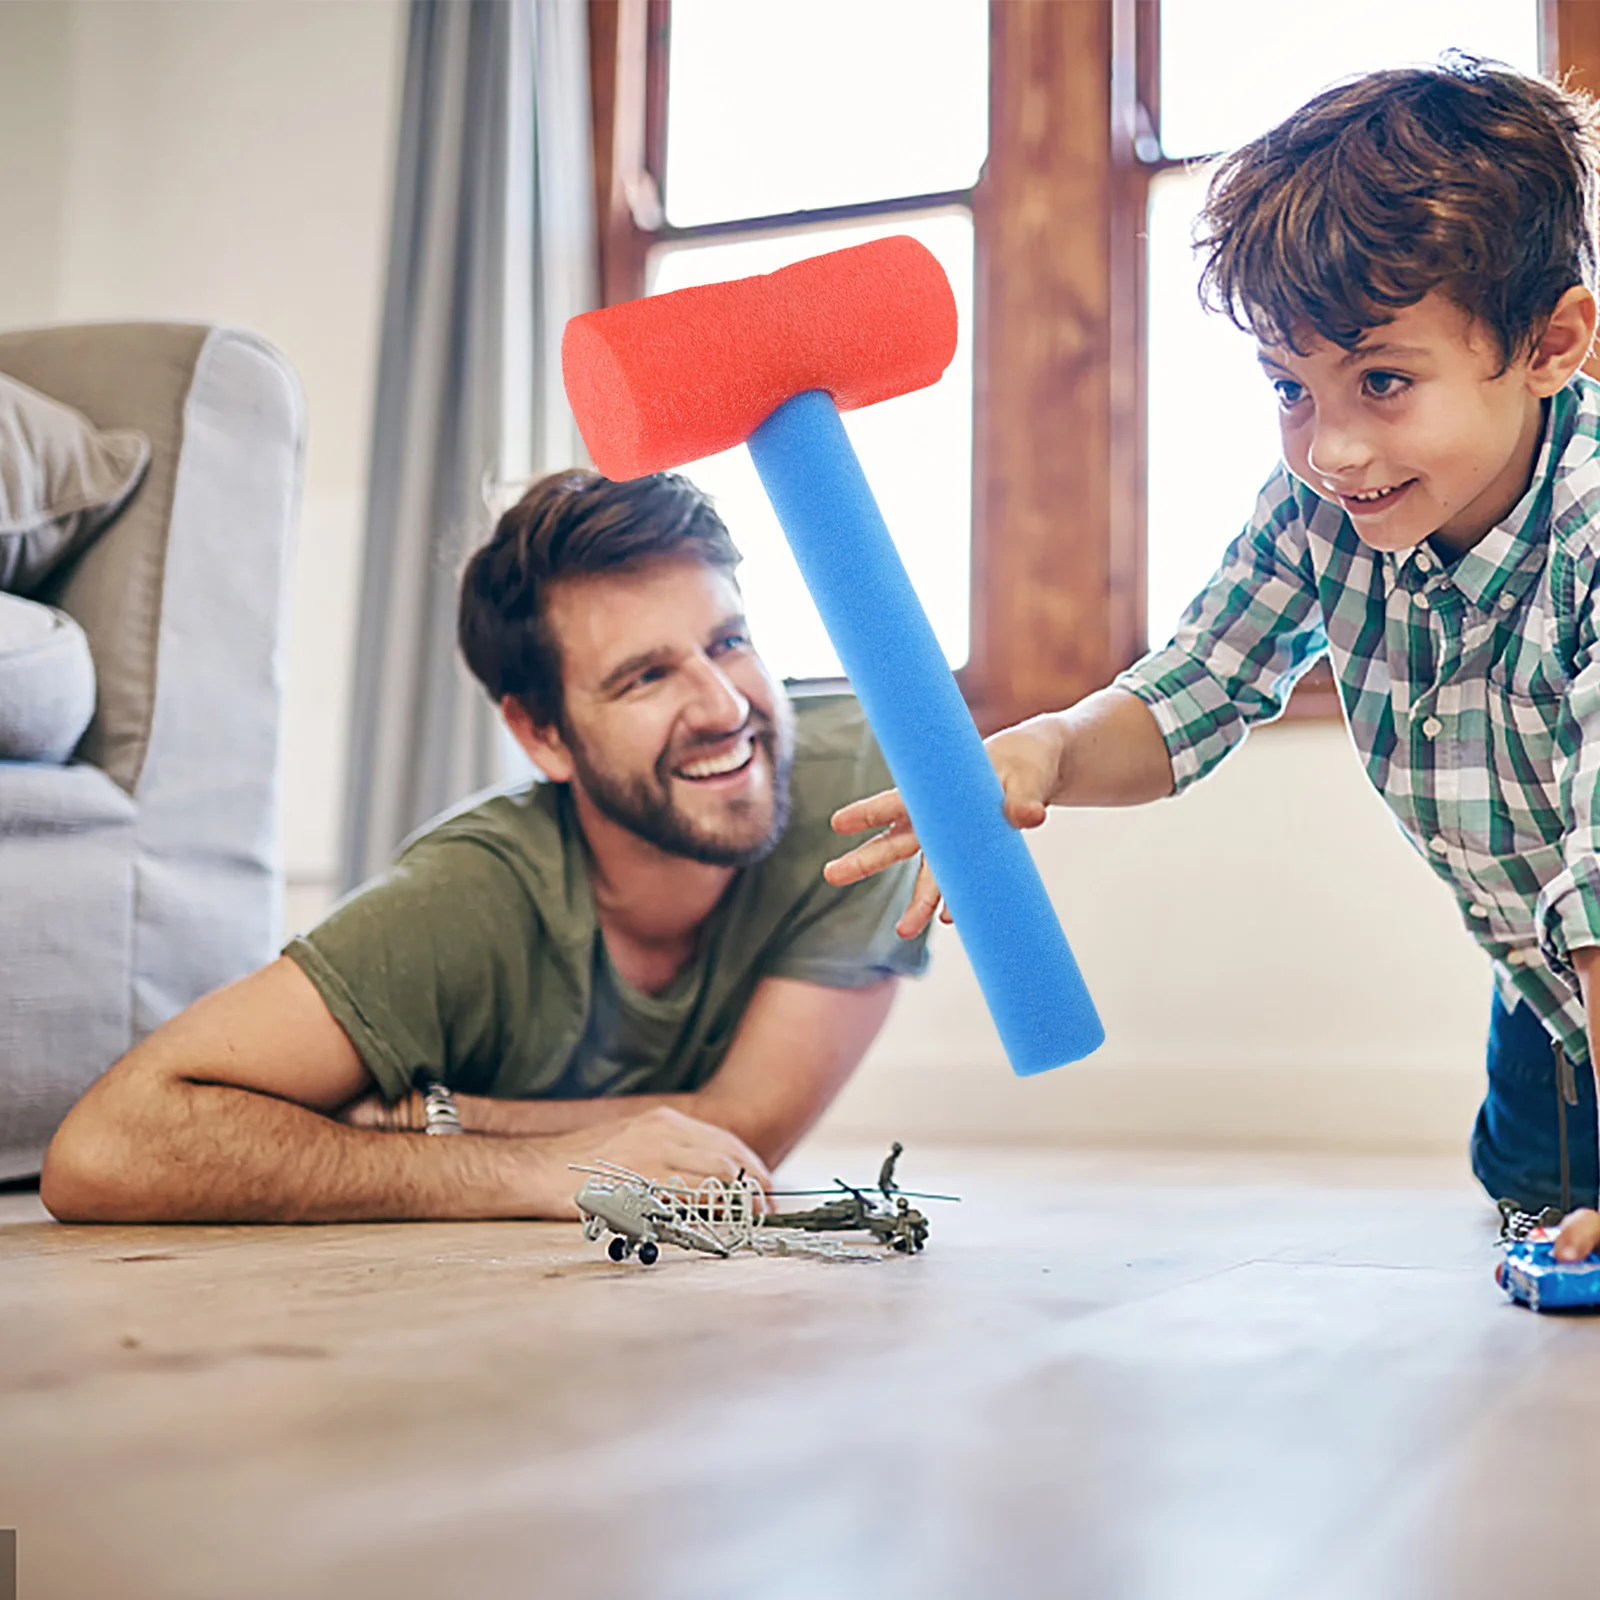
[{"xmin": 0, "ymin": 324, "xmax": 303, "ymax": 1178}]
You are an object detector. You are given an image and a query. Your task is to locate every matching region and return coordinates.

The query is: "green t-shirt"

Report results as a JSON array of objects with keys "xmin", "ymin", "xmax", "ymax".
[{"xmin": 285, "ymin": 694, "xmax": 929, "ymax": 1103}]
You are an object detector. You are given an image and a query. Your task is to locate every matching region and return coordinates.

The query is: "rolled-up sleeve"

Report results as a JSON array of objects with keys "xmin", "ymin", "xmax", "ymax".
[{"xmin": 1115, "ymin": 466, "xmax": 1329, "ymax": 793}]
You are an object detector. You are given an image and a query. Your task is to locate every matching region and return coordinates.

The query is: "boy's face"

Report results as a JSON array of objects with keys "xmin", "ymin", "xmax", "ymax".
[{"xmin": 1258, "ymin": 290, "xmax": 1574, "ymax": 557}]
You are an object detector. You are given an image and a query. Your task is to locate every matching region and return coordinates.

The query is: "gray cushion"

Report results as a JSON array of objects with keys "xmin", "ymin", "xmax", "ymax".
[
  {"xmin": 0, "ymin": 369, "xmax": 150, "ymax": 595},
  {"xmin": 0, "ymin": 590, "xmax": 96, "ymax": 762}
]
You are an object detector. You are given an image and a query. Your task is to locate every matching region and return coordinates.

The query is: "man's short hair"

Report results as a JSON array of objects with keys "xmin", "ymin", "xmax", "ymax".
[
  {"xmin": 458, "ymin": 469, "xmax": 740, "ymax": 729},
  {"xmin": 1197, "ymin": 56, "xmax": 1600, "ymax": 365}
]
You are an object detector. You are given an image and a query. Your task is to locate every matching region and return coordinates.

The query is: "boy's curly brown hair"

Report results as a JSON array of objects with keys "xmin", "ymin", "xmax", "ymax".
[{"xmin": 1197, "ymin": 55, "xmax": 1600, "ymax": 367}]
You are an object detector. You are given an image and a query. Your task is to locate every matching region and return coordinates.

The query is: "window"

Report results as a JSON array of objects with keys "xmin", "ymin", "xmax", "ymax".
[
  {"xmin": 649, "ymin": 218, "xmax": 975, "ymax": 678},
  {"xmin": 591, "ymin": 0, "xmax": 986, "ymax": 684},
  {"xmin": 1145, "ymin": 2, "xmax": 1543, "ymax": 643},
  {"xmin": 594, "ymin": 3, "xmax": 1138, "ymax": 731},
  {"xmin": 593, "ymin": 5, "xmax": 1594, "ymax": 734}
]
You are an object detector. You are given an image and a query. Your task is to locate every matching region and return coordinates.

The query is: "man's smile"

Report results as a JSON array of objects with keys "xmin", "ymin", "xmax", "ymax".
[{"xmin": 672, "ymin": 729, "xmax": 759, "ymax": 784}]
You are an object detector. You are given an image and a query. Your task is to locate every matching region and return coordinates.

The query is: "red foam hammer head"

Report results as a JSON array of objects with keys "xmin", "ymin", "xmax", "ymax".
[{"xmin": 562, "ymin": 235, "xmax": 958, "ymax": 481}]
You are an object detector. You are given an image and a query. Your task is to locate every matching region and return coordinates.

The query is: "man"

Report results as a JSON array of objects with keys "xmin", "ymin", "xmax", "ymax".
[{"xmin": 42, "ymin": 470, "xmax": 927, "ymax": 1223}]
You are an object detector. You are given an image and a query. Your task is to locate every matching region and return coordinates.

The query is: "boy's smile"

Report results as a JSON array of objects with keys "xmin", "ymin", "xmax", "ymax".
[{"xmin": 1259, "ymin": 288, "xmax": 1592, "ymax": 559}]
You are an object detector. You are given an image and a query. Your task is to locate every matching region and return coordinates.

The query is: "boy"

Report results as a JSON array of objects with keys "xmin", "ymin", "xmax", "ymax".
[{"xmin": 826, "ymin": 58, "xmax": 1600, "ymax": 1261}]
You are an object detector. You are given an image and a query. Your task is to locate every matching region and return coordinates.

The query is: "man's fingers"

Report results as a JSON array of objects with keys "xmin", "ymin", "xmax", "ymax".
[
  {"xmin": 1554, "ymin": 1207, "xmax": 1600, "ymax": 1261},
  {"xmin": 716, "ymin": 1137, "xmax": 772, "ymax": 1191},
  {"xmin": 662, "ymin": 1122, "xmax": 771, "ymax": 1191},
  {"xmin": 830, "ymin": 789, "xmax": 909, "ymax": 837},
  {"xmin": 824, "ymin": 824, "xmax": 922, "ymax": 887}
]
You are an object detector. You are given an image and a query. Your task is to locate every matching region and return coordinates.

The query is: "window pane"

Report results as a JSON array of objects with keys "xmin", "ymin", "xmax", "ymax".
[
  {"xmin": 1146, "ymin": 166, "xmax": 1282, "ymax": 644},
  {"xmin": 647, "ymin": 212, "xmax": 974, "ymax": 680},
  {"xmin": 664, "ymin": 0, "xmax": 988, "ymax": 227},
  {"xmin": 1160, "ymin": 0, "xmax": 1540, "ymax": 158}
]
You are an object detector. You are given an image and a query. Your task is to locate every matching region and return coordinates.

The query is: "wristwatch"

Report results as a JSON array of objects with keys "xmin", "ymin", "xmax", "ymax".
[{"xmin": 418, "ymin": 1076, "xmax": 464, "ymax": 1136}]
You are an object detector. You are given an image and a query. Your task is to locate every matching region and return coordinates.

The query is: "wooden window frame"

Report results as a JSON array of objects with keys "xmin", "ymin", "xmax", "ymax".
[{"xmin": 589, "ymin": 1, "xmax": 1592, "ymax": 736}]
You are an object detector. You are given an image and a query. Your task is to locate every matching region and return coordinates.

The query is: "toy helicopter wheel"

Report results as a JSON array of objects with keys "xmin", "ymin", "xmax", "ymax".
[
  {"xmin": 638, "ymin": 1241, "xmax": 660, "ymax": 1266},
  {"xmin": 607, "ymin": 1236, "xmax": 629, "ymax": 1262}
]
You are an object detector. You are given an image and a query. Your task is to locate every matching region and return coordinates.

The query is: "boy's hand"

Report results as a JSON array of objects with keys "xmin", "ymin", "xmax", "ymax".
[
  {"xmin": 1553, "ymin": 1207, "xmax": 1600, "ymax": 1261},
  {"xmin": 825, "ymin": 718, "xmax": 1064, "ymax": 939}
]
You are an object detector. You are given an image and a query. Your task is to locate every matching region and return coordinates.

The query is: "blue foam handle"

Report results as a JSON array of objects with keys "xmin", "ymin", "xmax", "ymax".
[{"xmin": 746, "ymin": 390, "xmax": 1104, "ymax": 1074}]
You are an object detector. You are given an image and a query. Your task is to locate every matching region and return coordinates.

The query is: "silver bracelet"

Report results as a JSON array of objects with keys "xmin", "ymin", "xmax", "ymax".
[{"xmin": 421, "ymin": 1079, "xmax": 464, "ymax": 1136}]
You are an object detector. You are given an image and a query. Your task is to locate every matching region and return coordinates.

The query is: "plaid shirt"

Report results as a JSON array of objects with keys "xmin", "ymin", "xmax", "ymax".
[{"xmin": 1116, "ymin": 373, "xmax": 1600, "ymax": 1066}]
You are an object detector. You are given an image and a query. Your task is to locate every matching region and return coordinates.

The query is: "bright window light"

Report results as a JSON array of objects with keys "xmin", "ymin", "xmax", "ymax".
[
  {"xmin": 649, "ymin": 214, "xmax": 975, "ymax": 680},
  {"xmin": 1159, "ymin": 0, "xmax": 1541, "ymax": 159},
  {"xmin": 664, "ymin": 0, "xmax": 989, "ymax": 227},
  {"xmin": 1147, "ymin": 3, "xmax": 1542, "ymax": 643}
]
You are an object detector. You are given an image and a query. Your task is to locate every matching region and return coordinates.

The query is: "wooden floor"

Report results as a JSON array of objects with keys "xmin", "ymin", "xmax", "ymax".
[{"xmin": 2, "ymin": 1144, "xmax": 1595, "ymax": 1600}]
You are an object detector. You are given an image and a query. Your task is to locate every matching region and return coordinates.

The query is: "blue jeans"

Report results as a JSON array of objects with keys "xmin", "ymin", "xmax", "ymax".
[{"xmin": 1471, "ymin": 991, "xmax": 1599, "ymax": 1212}]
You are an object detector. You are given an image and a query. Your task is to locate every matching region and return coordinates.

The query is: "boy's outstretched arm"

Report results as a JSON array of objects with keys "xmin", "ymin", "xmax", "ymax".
[
  {"xmin": 1554, "ymin": 946, "xmax": 1600, "ymax": 1260},
  {"xmin": 826, "ymin": 686, "xmax": 1174, "ymax": 938}
]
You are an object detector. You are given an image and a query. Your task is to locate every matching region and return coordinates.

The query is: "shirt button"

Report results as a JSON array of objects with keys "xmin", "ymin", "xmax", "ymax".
[
  {"xmin": 1429, "ymin": 835, "xmax": 1449, "ymax": 855},
  {"xmin": 1506, "ymin": 948, "xmax": 1533, "ymax": 967},
  {"xmin": 1421, "ymin": 717, "xmax": 1443, "ymax": 739},
  {"xmin": 1498, "ymin": 593, "xmax": 1516, "ymax": 612},
  {"xmin": 1414, "ymin": 592, "xmax": 1431, "ymax": 610},
  {"xmin": 1469, "ymin": 903, "xmax": 1490, "ymax": 919},
  {"xmin": 1414, "ymin": 550, "xmax": 1433, "ymax": 572}
]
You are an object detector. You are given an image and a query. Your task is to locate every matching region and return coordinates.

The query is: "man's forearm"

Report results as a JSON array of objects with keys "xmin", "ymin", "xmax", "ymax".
[
  {"xmin": 43, "ymin": 1073, "xmax": 559, "ymax": 1224},
  {"xmin": 461, "ymin": 1089, "xmax": 753, "ymax": 1146},
  {"xmin": 459, "ymin": 1087, "xmax": 802, "ymax": 1168}
]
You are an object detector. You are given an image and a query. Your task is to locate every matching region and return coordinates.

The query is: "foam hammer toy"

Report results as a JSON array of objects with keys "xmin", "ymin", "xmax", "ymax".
[{"xmin": 562, "ymin": 236, "xmax": 1103, "ymax": 1074}]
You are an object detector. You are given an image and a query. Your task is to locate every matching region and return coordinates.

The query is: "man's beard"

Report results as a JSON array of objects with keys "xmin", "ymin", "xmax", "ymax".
[{"xmin": 566, "ymin": 711, "xmax": 794, "ymax": 868}]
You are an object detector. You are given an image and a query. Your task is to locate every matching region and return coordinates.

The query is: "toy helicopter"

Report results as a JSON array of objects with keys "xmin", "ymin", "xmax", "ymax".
[
  {"xmin": 571, "ymin": 1143, "xmax": 958, "ymax": 1266},
  {"xmin": 571, "ymin": 1159, "xmax": 761, "ymax": 1265},
  {"xmin": 760, "ymin": 1142, "xmax": 959, "ymax": 1253}
]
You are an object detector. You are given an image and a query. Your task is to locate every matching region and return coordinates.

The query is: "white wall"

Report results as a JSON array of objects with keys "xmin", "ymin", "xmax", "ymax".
[
  {"xmin": 0, "ymin": 0, "xmax": 1495, "ymax": 1155},
  {"xmin": 0, "ymin": 2, "xmax": 72, "ymax": 333},
  {"xmin": 821, "ymin": 718, "xmax": 1493, "ymax": 1154},
  {"xmin": 0, "ymin": 0, "xmax": 404, "ymax": 926}
]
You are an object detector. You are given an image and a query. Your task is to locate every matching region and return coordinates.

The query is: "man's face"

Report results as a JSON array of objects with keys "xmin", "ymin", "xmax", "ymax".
[
  {"xmin": 542, "ymin": 557, "xmax": 794, "ymax": 867},
  {"xmin": 1259, "ymin": 290, "xmax": 1546, "ymax": 557}
]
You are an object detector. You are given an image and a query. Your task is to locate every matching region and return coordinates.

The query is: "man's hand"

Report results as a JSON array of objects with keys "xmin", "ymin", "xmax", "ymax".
[
  {"xmin": 535, "ymin": 1107, "xmax": 772, "ymax": 1219},
  {"xmin": 1554, "ymin": 1207, "xmax": 1600, "ymax": 1261},
  {"xmin": 825, "ymin": 716, "xmax": 1064, "ymax": 939},
  {"xmin": 334, "ymin": 1095, "xmax": 772, "ymax": 1218}
]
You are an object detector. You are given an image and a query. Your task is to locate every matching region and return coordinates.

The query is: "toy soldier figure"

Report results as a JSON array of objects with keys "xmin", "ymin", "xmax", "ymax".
[{"xmin": 878, "ymin": 1141, "xmax": 904, "ymax": 1196}]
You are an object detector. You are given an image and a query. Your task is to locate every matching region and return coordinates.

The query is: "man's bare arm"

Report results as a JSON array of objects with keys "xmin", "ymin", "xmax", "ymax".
[
  {"xmin": 396, "ymin": 976, "xmax": 899, "ymax": 1168},
  {"xmin": 41, "ymin": 957, "xmax": 768, "ymax": 1224}
]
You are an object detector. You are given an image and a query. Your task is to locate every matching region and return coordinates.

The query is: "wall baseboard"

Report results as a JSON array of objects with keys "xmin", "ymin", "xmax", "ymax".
[{"xmin": 816, "ymin": 1059, "xmax": 1491, "ymax": 1157}]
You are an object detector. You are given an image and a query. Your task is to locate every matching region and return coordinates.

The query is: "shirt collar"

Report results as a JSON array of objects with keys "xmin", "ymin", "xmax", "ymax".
[{"xmin": 1442, "ymin": 386, "xmax": 1573, "ymax": 614}]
